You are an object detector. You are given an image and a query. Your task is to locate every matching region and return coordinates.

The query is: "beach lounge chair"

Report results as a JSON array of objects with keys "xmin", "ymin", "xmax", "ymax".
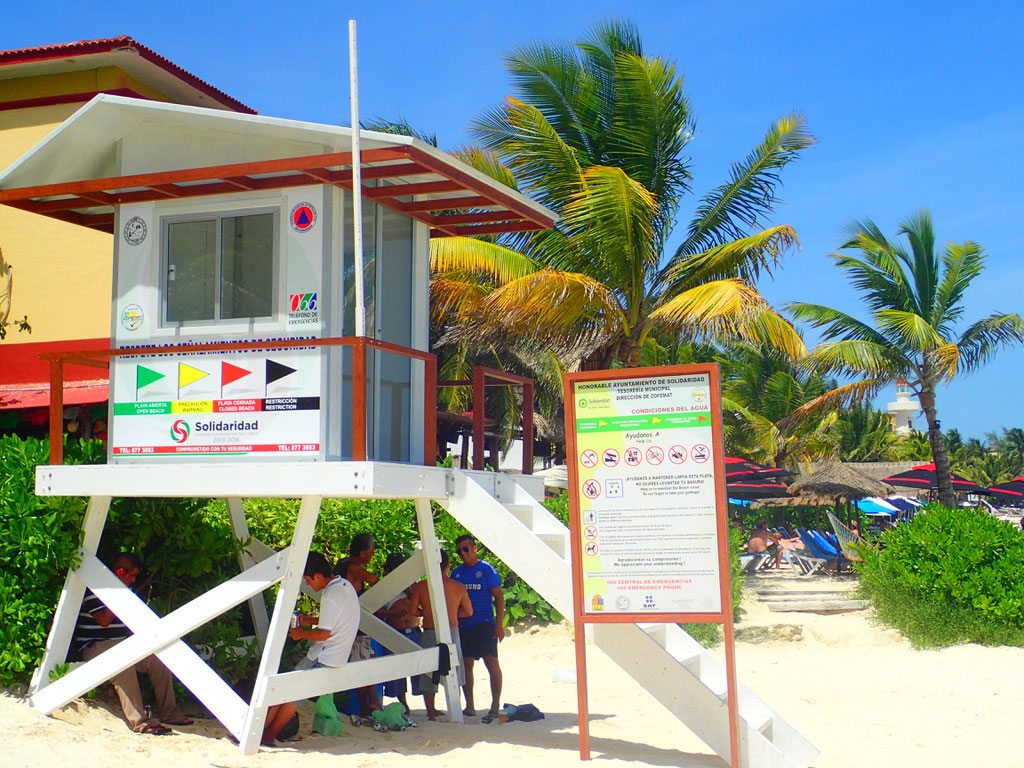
[
  {"xmin": 798, "ymin": 528, "xmax": 850, "ymax": 574},
  {"xmin": 826, "ymin": 511, "xmax": 865, "ymax": 563}
]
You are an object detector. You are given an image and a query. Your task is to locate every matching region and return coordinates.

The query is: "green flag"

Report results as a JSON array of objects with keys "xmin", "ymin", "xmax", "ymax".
[{"xmin": 137, "ymin": 365, "xmax": 165, "ymax": 391}]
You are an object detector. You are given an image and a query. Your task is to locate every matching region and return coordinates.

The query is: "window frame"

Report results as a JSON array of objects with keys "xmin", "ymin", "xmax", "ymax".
[{"xmin": 159, "ymin": 205, "xmax": 281, "ymax": 328}]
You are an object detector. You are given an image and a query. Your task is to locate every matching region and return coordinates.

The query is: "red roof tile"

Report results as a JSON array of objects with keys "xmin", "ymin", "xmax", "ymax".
[{"xmin": 0, "ymin": 36, "xmax": 256, "ymax": 114}]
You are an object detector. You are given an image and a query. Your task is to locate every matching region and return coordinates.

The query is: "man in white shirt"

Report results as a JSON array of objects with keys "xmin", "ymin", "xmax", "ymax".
[{"xmin": 289, "ymin": 552, "xmax": 360, "ymax": 668}]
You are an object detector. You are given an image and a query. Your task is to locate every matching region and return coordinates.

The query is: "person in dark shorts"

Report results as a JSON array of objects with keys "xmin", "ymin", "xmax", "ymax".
[{"xmin": 449, "ymin": 535, "xmax": 504, "ymax": 716}]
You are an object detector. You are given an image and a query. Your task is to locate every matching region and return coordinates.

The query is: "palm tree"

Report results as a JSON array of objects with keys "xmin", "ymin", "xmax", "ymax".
[
  {"xmin": 831, "ymin": 402, "xmax": 896, "ymax": 462},
  {"xmin": 717, "ymin": 343, "xmax": 838, "ymax": 467},
  {"xmin": 788, "ymin": 210, "xmax": 1024, "ymax": 506},
  {"xmin": 431, "ymin": 20, "xmax": 812, "ymax": 373}
]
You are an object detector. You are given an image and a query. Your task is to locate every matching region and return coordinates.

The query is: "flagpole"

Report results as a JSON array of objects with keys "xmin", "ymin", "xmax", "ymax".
[{"xmin": 349, "ymin": 19, "xmax": 366, "ymax": 339}]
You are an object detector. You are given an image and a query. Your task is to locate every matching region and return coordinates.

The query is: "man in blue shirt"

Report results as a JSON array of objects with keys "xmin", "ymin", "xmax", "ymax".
[{"xmin": 450, "ymin": 534, "xmax": 504, "ymax": 716}]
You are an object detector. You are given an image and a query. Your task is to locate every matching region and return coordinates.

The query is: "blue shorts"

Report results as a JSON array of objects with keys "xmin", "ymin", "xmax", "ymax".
[{"xmin": 383, "ymin": 627, "xmax": 422, "ymax": 697}]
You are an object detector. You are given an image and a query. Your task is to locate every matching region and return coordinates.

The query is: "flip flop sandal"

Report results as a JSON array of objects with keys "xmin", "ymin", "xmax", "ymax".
[
  {"xmin": 163, "ymin": 717, "xmax": 194, "ymax": 726},
  {"xmin": 140, "ymin": 723, "xmax": 174, "ymax": 735}
]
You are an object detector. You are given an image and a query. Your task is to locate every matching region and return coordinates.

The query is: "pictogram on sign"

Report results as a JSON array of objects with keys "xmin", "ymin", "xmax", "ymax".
[
  {"xmin": 580, "ymin": 449, "xmax": 598, "ymax": 468},
  {"xmin": 624, "ymin": 447, "xmax": 642, "ymax": 466},
  {"xmin": 582, "ymin": 479, "xmax": 602, "ymax": 499},
  {"xmin": 602, "ymin": 448, "xmax": 620, "ymax": 467},
  {"xmin": 692, "ymin": 443, "xmax": 710, "ymax": 463},
  {"xmin": 668, "ymin": 445, "xmax": 687, "ymax": 464},
  {"xmin": 290, "ymin": 202, "xmax": 317, "ymax": 232},
  {"xmin": 584, "ymin": 542, "xmax": 599, "ymax": 556},
  {"xmin": 645, "ymin": 446, "xmax": 664, "ymax": 465},
  {"xmin": 584, "ymin": 525, "xmax": 599, "ymax": 540}
]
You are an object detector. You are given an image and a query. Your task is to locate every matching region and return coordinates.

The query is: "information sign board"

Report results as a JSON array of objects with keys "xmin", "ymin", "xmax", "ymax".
[
  {"xmin": 563, "ymin": 363, "xmax": 738, "ymax": 763},
  {"xmin": 110, "ymin": 347, "xmax": 321, "ymax": 459},
  {"xmin": 569, "ymin": 369, "xmax": 724, "ymax": 616}
]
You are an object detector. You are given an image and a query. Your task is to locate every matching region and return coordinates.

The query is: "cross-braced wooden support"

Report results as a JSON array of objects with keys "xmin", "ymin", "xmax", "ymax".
[{"xmin": 30, "ymin": 485, "xmax": 459, "ymax": 754}]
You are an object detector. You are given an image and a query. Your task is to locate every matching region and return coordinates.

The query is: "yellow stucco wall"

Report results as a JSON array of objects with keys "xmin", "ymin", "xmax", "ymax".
[{"xmin": 0, "ymin": 102, "xmax": 114, "ymax": 344}]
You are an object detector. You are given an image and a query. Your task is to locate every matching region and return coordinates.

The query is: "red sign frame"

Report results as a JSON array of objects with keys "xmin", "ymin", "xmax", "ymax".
[{"xmin": 563, "ymin": 363, "xmax": 740, "ymax": 765}]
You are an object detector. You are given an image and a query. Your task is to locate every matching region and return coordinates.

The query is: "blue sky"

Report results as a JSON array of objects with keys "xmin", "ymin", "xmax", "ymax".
[{"xmin": 9, "ymin": 1, "xmax": 1023, "ymax": 439}]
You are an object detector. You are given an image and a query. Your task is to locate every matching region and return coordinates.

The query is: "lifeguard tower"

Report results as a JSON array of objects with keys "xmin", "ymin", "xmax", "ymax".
[{"xmin": 0, "ymin": 95, "xmax": 817, "ymax": 766}]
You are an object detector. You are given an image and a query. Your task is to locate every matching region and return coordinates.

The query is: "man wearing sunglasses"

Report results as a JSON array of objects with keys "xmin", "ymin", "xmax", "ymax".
[{"xmin": 450, "ymin": 534, "xmax": 504, "ymax": 716}]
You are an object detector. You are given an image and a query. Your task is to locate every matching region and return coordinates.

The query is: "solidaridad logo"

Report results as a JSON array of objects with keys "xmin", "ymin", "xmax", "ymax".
[
  {"xmin": 171, "ymin": 419, "xmax": 190, "ymax": 443},
  {"xmin": 578, "ymin": 398, "xmax": 588, "ymax": 408}
]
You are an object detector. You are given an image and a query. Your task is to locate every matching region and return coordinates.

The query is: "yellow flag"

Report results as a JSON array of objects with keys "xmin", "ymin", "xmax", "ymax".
[{"xmin": 178, "ymin": 362, "xmax": 209, "ymax": 389}]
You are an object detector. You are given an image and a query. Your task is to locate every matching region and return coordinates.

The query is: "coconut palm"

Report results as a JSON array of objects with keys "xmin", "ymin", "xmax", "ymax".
[
  {"xmin": 788, "ymin": 210, "xmax": 1024, "ymax": 506},
  {"xmin": 431, "ymin": 20, "xmax": 812, "ymax": 373},
  {"xmin": 717, "ymin": 343, "xmax": 838, "ymax": 467}
]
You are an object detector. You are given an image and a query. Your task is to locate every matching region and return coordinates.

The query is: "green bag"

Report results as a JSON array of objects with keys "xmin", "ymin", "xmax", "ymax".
[
  {"xmin": 312, "ymin": 693, "xmax": 343, "ymax": 736},
  {"xmin": 371, "ymin": 701, "xmax": 413, "ymax": 731}
]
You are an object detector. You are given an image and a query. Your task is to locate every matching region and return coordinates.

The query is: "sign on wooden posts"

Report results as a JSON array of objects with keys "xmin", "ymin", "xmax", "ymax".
[{"xmin": 563, "ymin": 364, "xmax": 740, "ymax": 765}]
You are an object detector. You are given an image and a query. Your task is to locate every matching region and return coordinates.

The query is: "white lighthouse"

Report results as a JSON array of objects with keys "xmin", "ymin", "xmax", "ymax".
[{"xmin": 887, "ymin": 381, "xmax": 920, "ymax": 435}]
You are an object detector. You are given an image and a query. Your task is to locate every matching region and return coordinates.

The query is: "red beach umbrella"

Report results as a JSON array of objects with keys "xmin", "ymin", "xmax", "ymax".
[
  {"xmin": 988, "ymin": 477, "xmax": 1024, "ymax": 504},
  {"xmin": 883, "ymin": 463, "xmax": 990, "ymax": 494}
]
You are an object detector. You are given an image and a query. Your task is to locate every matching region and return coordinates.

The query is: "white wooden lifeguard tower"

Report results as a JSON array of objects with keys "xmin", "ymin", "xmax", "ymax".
[{"xmin": 0, "ymin": 95, "xmax": 818, "ymax": 766}]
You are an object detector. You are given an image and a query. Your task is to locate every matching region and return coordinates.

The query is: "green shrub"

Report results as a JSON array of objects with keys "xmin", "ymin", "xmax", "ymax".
[
  {"xmin": 0, "ymin": 435, "xmax": 103, "ymax": 686},
  {"xmin": 856, "ymin": 505, "xmax": 1024, "ymax": 648}
]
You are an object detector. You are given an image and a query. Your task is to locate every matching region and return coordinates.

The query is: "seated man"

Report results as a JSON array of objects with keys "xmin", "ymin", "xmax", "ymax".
[
  {"xmin": 409, "ymin": 549, "xmax": 472, "ymax": 720},
  {"xmin": 289, "ymin": 551, "xmax": 360, "ymax": 669},
  {"xmin": 747, "ymin": 518, "xmax": 784, "ymax": 568},
  {"xmin": 72, "ymin": 552, "xmax": 191, "ymax": 735}
]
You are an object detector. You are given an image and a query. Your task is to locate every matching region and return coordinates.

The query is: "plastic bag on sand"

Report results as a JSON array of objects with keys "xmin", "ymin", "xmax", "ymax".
[
  {"xmin": 313, "ymin": 693, "xmax": 343, "ymax": 736},
  {"xmin": 372, "ymin": 701, "xmax": 415, "ymax": 731}
]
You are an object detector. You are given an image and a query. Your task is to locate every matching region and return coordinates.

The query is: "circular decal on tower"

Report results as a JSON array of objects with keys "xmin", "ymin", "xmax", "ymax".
[
  {"xmin": 120, "ymin": 304, "xmax": 144, "ymax": 331},
  {"xmin": 290, "ymin": 202, "xmax": 317, "ymax": 232},
  {"xmin": 123, "ymin": 216, "xmax": 148, "ymax": 245}
]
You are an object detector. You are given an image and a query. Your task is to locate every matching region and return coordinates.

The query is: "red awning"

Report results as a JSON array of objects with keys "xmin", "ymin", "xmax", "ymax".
[{"xmin": 0, "ymin": 380, "xmax": 108, "ymax": 410}]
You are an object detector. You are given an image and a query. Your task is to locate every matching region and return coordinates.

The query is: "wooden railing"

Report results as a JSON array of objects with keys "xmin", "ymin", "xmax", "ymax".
[
  {"xmin": 41, "ymin": 337, "xmax": 437, "ymax": 466},
  {"xmin": 438, "ymin": 366, "xmax": 534, "ymax": 475}
]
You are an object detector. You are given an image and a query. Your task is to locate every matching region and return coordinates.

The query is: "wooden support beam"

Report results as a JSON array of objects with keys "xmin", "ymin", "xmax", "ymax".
[
  {"xmin": 415, "ymin": 498, "xmax": 464, "ymax": 722},
  {"xmin": 239, "ymin": 495, "xmax": 322, "ymax": 753},
  {"xmin": 401, "ymin": 195, "xmax": 493, "ymax": 213},
  {"xmin": 226, "ymin": 497, "xmax": 271, "ymax": 651},
  {"xmin": 365, "ymin": 180, "xmax": 462, "ymax": 198},
  {"xmin": 29, "ymin": 495, "xmax": 111, "ymax": 695}
]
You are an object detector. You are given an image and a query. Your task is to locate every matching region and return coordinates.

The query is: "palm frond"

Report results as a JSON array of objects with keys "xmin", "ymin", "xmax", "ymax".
[
  {"xmin": 430, "ymin": 279, "xmax": 488, "ymax": 325},
  {"xmin": 649, "ymin": 279, "xmax": 804, "ymax": 357},
  {"xmin": 875, "ymin": 309, "xmax": 945, "ymax": 350},
  {"xmin": 451, "ymin": 146, "xmax": 520, "ymax": 190},
  {"xmin": 560, "ymin": 165, "xmax": 659, "ymax": 290},
  {"xmin": 481, "ymin": 269, "xmax": 625, "ymax": 337},
  {"xmin": 949, "ymin": 313, "xmax": 1024, "ymax": 375},
  {"xmin": 785, "ymin": 302, "xmax": 889, "ymax": 345},
  {"xmin": 807, "ymin": 339, "xmax": 906, "ymax": 378},
  {"xmin": 674, "ymin": 113, "xmax": 814, "ymax": 258},
  {"xmin": 659, "ymin": 225, "xmax": 799, "ymax": 291},
  {"xmin": 470, "ymin": 97, "xmax": 584, "ymax": 210},
  {"xmin": 933, "ymin": 240, "xmax": 985, "ymax": 327},
  {"xmin": 430, "ymin": 237, "xmax": 541, "ymax": 284},
  {"xmin": 779, "ymin": 378, "xmax": 887, "ymax": 429}
]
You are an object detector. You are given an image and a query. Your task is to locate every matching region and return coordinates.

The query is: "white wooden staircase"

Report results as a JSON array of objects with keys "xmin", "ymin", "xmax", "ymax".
[{"xmin": 441, "ymin": 469, "xmax": 819, "ymax": 768}]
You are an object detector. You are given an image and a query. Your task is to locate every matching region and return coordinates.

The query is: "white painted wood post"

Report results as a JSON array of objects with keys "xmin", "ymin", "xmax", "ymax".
[
  {"xmin": 414, "ymin": 498, "xmax": 463, "ymax": 723},
  {"xmin": 225, "ymin": 497, "xmax": 271, "ymax": 650},
  {"xmin": 30, "ymin": 494, "xmax": 111, "ymax": 695},
  {"xmin": 239, "ymin": 494, "xmax": 322, "ymax": 754}
]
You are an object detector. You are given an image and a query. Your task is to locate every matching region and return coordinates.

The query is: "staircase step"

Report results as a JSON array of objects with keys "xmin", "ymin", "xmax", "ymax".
[
  {"xmin": 536, "ymin": 532, "xmax": 567, "ymax": 558},
  {"xmin": 504, "ymin": 504, "xmax": 534, "ymax": 527}
]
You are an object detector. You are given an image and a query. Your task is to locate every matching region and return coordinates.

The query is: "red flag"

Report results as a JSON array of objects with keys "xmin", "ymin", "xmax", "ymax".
[{"xmin": 222, "ymin": 361, "xmax": 252, "ymax": 387}]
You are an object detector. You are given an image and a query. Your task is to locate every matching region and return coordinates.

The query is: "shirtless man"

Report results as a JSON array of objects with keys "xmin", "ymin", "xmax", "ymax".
[
  {"xmin": 748, "ymin": 518, "xmax": 784, "ymax": 568},
  {"xmin": 408, "ymin": 550, "xmax": 472, "ymax": 720}
]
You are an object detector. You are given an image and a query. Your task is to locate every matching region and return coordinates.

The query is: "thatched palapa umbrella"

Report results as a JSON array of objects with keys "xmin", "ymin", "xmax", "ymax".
[{"xmin": 788, "ymin": 462, "xmax": 896, "ymax": 503}]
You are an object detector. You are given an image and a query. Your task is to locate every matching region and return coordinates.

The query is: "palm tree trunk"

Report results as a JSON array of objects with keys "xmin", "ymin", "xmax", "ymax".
[{"xmin": 919, "ymin": 383, "xmax": 955, "ymax": 507}]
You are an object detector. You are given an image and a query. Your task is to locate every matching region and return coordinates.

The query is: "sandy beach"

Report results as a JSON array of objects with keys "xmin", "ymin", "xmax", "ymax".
[{"xmin": 3, "ymin": 573, "xmax": 1022, "ymax": 768}]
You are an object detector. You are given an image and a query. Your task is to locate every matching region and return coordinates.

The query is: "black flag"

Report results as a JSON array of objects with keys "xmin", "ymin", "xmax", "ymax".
[{"xmin": 265, "ymin": 359, "xmax": 297, "ymax": 387}]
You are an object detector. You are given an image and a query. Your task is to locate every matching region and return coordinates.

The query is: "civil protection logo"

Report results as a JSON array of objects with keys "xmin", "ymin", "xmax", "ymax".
[{"xmin": 171, "ymin": 419, "xmax": 190, "ymax": 443}]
